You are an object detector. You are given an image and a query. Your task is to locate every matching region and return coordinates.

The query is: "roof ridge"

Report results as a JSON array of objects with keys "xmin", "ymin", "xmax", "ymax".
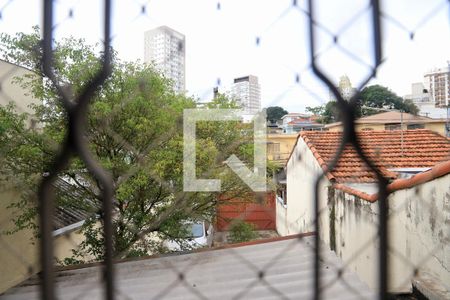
[
  {"xmin": 294, "ymin": 129, "xmax": 450, "ymax": 183},
  {"xmin": 334, "ymin": 159, "xmax": 450, "ymax": 202}
]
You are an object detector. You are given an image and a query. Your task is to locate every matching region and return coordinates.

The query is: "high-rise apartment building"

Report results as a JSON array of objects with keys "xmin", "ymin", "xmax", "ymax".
[
  {"xmin": 144, "ymin": 26, "xmax": 185, "ymax": 93},
  {"xmin": 231, "ymin": 75, "xmax": 261, "ymax": 114},
  {"xmin": 424, "ymin": 63, "xmax": 450, "ymax": 108}
]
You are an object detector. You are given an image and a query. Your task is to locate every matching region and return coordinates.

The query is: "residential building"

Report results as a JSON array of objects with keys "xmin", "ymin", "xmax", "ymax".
[
  {"xmin": 424, "ymin": 63, "xmax": 450, "ymax": 108},
  {"xmin": 144, "ymin": 26, "xmax": 186, "ymax": 93},
  {"xmin": 404, "ymin": 82, "xmax": 449, "ymax": 118},
  {"xmin": 325, "ymin": 111, "xmax": 449, "ymax": 136},
  {"xmin": 1, "ymin": 234, "xmax": 376, "ymax": 299},
  {"xmin": 231, "ymin": 75, "xmax": 261, "ymax": 115},
  {"xmin": 404, "ymin": 82, "xmax": 432, "ymax": 106},
  {"xmin": 266, "ymin": 122, "xmax": 283, "ymax": 134},
  {"xmin": 277, "ymin": 130, "xmax": 450, "ymax": 294},
  {"xmin": 267, "ymin": 133, "xmax": 297, "ymax": 164},
  {"xmin": 283, "ymin": 118, "xmax": 324, "ymax": 134},
  {"xmin": 280, "ymin": 112, "xmax": 310, "ymax": 125},
  {"xmin": 280, "ymin": 113, "xmax": 323, "ymax": 134}
]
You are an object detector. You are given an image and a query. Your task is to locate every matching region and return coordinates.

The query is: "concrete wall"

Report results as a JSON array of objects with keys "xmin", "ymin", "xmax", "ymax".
[
  {"xmin": 388, "ymin": 173, "xmax": 450, "ymax": 292},
  {"xmin": 329, "ymin": 174, "xmax": 450, "ymax": 293},
  {"xmin": 329, "ymin": 189, "xmax": 401, "ymax": 292},
  {"xmin": 276, "ymin": 137, "xmax": 330, "ymax": 236}
]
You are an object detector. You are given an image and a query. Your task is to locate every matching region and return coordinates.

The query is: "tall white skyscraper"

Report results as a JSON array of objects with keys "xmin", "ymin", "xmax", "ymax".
[
  {"xmin": 144, "ymin": 26, "xmax": 186, "ymax": 93},
  {"xmin": 231, "ymin": 75, "xmax": 261, "ymax": 114}
]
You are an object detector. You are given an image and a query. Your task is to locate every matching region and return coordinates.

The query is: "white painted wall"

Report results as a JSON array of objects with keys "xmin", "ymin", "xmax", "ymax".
[
  {"xmin": 330, "ymin": 173, "xmax": 450, "ymax": 293},
  {"xmin": 277, "ymin": 137, "xmax": 330, "ymax": 236},
  {"xmin": 275, "ymin": 196, "xmax": 288, "ymax": 236}
]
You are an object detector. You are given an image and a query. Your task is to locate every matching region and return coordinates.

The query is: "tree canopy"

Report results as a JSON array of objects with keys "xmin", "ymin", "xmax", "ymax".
[
  {"xmin": 0, "ymin": 27, "xmax": 256, "ymax": 262},
  {"xmin": 359, "ymin": 85, "xmax": 419, "ymax": 115},
  {"xmin": 266, "ymin": 106, "xmax": 288, "ymax": 122},
  {"xmin": 306, "ymin": 84, "xmax": 419, "ymax": 124}
]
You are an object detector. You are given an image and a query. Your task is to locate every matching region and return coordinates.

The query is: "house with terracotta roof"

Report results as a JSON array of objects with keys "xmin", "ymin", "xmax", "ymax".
[
  {"xmin": 276, "ymin": 129, "xmax": 450, "ymax": 296},
  {"xmin": 280, "ymin": 113, "xmax": 324, "ymax": 134},
  {"xmin": 324, "ymin": 111, "xmax": 449, "ymax": 136}
]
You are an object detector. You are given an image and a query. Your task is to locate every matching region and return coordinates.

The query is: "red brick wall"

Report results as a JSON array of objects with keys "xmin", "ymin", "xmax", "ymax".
[{"xmin": 216, "ymin": 192, "xmax": 276, "ymax": 231}]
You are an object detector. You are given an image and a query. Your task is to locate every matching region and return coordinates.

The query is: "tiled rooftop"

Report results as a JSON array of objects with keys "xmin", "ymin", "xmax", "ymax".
[
  {"xmin": 299, "ymin": 129, "xmax": 450, "ymax": 183},
  {"xmin": 53, "ymin": 178, "xmax": 99, "ymax": 230}
]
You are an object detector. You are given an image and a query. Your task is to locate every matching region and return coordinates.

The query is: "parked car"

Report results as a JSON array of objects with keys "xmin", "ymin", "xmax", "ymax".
[{"xmin": 164, "ymin": 220, "xmax": 214, "ymax": 251}]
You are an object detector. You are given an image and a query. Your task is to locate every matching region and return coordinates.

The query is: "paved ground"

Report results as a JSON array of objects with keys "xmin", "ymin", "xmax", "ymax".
[{"xmin": 213, "ymin": 230, "xmax": 279, "ymax": 247}]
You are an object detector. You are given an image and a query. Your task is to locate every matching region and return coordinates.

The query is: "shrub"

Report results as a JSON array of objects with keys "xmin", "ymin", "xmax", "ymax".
[{"xmin": 228, "ymin": 220, "xmax": 258, "ymax": 243}]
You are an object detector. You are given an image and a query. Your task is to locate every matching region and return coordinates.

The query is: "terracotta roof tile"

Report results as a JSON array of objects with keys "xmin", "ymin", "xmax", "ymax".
[{"xmin": 299, "ymin": 129, "xmax": 450, "ymax": 183}]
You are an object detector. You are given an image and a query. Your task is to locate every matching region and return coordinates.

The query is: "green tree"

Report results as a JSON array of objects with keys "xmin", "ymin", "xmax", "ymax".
[
  {"xmin": 306, "ymin": 101, "xmax": 340, "ymax": 124},
  {"xmin": 0, "ymin": 28, "xmax": 255, "ymax": 261},
  {"xmin": 359, "ymin": 85, "xmax": 419, "ymax": 115},
  {"xmin": 306, "ymin": 85, "xmax": 419, "ymax": 124},
  {"xmin": 266, "ymin": 106, "xmax": 288, "ymax": 123}
]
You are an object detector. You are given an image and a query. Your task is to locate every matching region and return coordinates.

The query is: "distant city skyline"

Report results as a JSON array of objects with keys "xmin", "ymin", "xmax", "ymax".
[{"xmin": 0, "ymin": 0, "xmax": 449, "ymax": 113}]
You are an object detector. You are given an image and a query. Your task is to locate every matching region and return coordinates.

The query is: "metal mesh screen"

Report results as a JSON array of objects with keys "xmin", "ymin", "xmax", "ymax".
[{"xmin": 0, "ymin": 0, "xmax": 449, "ymax": 299}]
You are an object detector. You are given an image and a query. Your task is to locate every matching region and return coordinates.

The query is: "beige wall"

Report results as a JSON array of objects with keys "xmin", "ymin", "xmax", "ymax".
[
  {"xmin": 328, "ymin": 124, "xmax": 385, "ymax": 131},
  {"xmin": 267, "ymin": 134, "xmax": 297, "ymax": 163},
  {"xmin": 0, "ymin": 61, "xmax": 86, "ymax": 293},
  {"xmin": 326, "ymin": 122, "xmax": 447, "ymax": 136},
  {"xmin": 0, "ymin": 184, "xmax": 38, "ymax": 294},
  {"xmin": 424, "ymin": 122, "xmax": 446, "ymax": 136},
  {"xmin": 0, "ymin": 185, "xmax": 85, "ymax": 294}
]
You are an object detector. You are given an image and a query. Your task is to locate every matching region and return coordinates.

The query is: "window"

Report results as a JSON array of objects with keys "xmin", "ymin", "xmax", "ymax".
[
  {"xmin": 407, "ymin": 124, "xmax": 425, "ymax": 130},
  {"xmin": 267, "ymin": 143, "xmax": 280, "ymax": 156},
  {"xmin": 385, "ymin": 123, "xmax": 401, "ymax": 130}
]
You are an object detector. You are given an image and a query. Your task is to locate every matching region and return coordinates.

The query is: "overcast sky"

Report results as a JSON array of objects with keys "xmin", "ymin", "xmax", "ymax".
[{"xmin": 1, "ymin": 0, "xmax": 449, "ymax": 113}]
